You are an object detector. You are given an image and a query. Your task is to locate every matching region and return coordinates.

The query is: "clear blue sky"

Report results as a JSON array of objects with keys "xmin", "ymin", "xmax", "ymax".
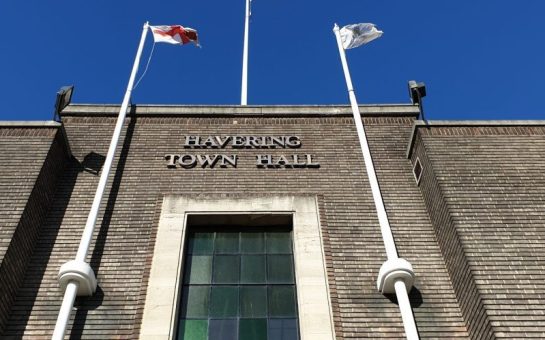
[{"xmin": 1, "ymin": 0, "xmax": 544, "ymax": 120}]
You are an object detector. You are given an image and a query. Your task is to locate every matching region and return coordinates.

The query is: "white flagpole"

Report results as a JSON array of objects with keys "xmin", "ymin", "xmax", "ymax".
[
  {"xmin": 241, "ymin": 0, "xmax": 250, "ymax": 105},
  {"xmin": 333, "ymin": 23, "xmax": 419, "ymax": 340},
  {"xmin": 52, "ymin": 21, "xmax": 150, "ymax": 340}
]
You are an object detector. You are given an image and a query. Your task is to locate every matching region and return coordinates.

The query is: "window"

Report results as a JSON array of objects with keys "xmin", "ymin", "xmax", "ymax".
[
  {"xmin": 413, "ymin": 157, "xmax": 423, "ymax": 185},
  {"xmin": 177, "ymin": 227, "xmax": 300, "ymax": 340},
  {"xmin": 139, "ymin": 196, "xmax": 334, "ymax": 340}
]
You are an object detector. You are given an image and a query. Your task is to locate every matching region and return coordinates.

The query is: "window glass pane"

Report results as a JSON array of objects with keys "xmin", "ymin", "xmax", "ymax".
[
  {"xmin": 267, "ymin": 255, "xmax": 294, "ymax": 284},
  {"xmin": 183, "ymin": 255, "xmax": 212, "ymax": 284},
  {"xmin": 209, "ymin": 319, "xmax": 237, "ymax": 340},
  {"xmin": 241, "ymin": 255, "xmax": 266, "ymax": 284},
  {"xmin": 268, "ymin": 319, "xmax": 298, "ymax": 340},
  {"xmin": 239, "ymin": 318, "xmax": 267, "ymax": 340},
  {"xmin": 215, "ymin": 232, "xmax": 239, "ymax": 253},
  {"xmin": 241, "ymin": 232, "xmax": 265, "ymax": 253},
  {"xmin": 268, "ymin": 286, "xmax": 296, "ymax": 317},
  {"xmin": 180, "ymin": 286, "xmax": 210, "ymax": 318},
  {"xmin": 213, "ymin": 255, "xmax": 240, "ymax": 284},
  {"xmin": 240, "ymin": 286, "xmax": 267, "ymax": 317},
  {"xmin": 178, "ymin": 319, "xmax": 208, "ymax": 340},
  {"xmin": 178, "ymin": 228, "xmax": 299, "ymax": 340},
  {"xmin": 210, "ymin": 286, "xmax": 239, "ymax": 317},
  {"xmin": 266, "ymin": 232, "xmax": 292, "ymax": 254},
  {"xmin": 187, "ymin": 232, "xmax": 214, "ymax": 254}
]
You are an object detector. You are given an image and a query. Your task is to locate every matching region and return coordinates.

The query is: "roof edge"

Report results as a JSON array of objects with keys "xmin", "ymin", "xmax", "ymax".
[
  {"xmin": 60, "ymin": 103, "xmax": 420, "ymax": 117},
  {"xmin": 0, "ymin": 121, "xmax": 62, "ymax": 128},
  {"xmin": 0, "ymin": 120, "xmax": 71, "ymax": 157},
  {"xmin": 406, "ymin": 120, "xmax": 545, "ymax": 158}
]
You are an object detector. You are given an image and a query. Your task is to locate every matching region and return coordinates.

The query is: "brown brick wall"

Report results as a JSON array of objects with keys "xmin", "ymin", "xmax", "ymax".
[
  {"xmin": 411, "ymin": 125, "xmax": 545, "ymax": 339},
  {"xmin": 365, "ymin": 122, "xmax": 468, "ymax": 339},
  {"xmin": 0, "ymin": 127, "xmax": 70, "ymax": 335},
  {"xmin": 4, "ymin": 110, "xmax": 468, "ymax": 339},
  {"xmin": 411, "ymin": 132, "xmax": 494, "ymax": 340}
]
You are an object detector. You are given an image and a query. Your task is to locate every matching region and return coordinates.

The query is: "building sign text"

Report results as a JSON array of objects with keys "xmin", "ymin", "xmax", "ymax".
[{"xmin": 165, "ymin": 135, "xmax": 319, "ymax": 169}]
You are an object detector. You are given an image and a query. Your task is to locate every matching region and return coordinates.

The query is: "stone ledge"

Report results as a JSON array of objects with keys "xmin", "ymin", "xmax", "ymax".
[
  {"xmin": 0, "ymin": 121, "xmax": 61, "ymax": 127},
  {"xmin": 61, "ymin": 103, "xmax": 420, "ymax": 117}
]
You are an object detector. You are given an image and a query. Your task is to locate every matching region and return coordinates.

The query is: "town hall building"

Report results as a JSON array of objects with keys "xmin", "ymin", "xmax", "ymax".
[{"xmin": 0, "ymin": 103, "xmax": 544, "ymax": 339}]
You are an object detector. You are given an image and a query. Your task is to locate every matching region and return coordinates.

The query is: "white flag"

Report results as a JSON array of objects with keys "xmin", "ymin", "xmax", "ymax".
[{"xmin": 340, "ymin": 23, "xmax": 383, "ymax": 49}]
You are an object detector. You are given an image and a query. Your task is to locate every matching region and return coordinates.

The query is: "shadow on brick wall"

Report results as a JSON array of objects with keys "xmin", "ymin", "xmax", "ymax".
[
  {"xmin": 69, "ymin": 113, "xmax": 137, "ymax": 339},
  {"xmin": 81, "ymin": 152, "xmax": 106, "ymax": 176},
  {"xmin": 2, "ymin": 155, "xmax": 80, "ymax": 337},
  {"xmin": 385, "ymin": 286, "xmax": 424, "ymax": 308}
]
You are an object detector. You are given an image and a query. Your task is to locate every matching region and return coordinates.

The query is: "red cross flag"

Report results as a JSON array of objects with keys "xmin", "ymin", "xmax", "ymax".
[{"xmin": 150, "ymin": 25, "xmax": 199, "ymax": 46}]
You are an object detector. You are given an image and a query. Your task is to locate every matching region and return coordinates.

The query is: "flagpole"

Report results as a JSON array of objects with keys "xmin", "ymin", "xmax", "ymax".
[
  {"xmin": 52, "ymin": 21, "xmax": 150, "ymax": 340},
  {"xmin": 241, "ymin": 0, "xmax": 250, "ymax": 105},
  {"xmin": 333, "ymin": 23, "xmax": 419, "ymax": 340}
]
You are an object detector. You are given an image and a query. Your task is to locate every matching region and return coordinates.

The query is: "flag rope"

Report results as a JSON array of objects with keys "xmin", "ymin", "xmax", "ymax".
[{"xmin": 133, "ymin": 42, "xmax": 156, "ymax": 90}]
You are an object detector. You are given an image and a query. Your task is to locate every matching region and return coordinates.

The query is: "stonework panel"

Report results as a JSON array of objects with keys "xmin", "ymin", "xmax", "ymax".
[{"xmin": 139, "ymin": 195, "xmax": 334, "ymax": 340}]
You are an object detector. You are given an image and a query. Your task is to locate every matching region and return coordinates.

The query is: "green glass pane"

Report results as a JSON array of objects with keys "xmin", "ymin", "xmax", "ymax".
[
  {"xmin": 239, "ymin": 318, "xmax": 267, "ymax": 340},
  {"xmin": 210, "ymin": 286, "xmax": 239, "ymax": 317},
  {"xmin": 267, "ymin": 255, "xmax": 294, "ymax": 284},
  {"xmin": 241, "ymin": 232, "xmax": 265, "ymax": 253},
  {"xmin": 215, "ymin": 232, "xmax": 239, "ymax": 253},
  {"xmin": 181, "ymin": 286, "xmax": 210, "ymax": 318},
  {"xmin": 187, "ymin": 232, "xmax": 214, "ymax": 254},
  {"xmin": 241, "ymin": 255, "xmax": 266, "ymax": 283},
  {"xmin": 240, "ymin": 286, "xmax": 267, "ymax": 317},
  {"xmin": 268, "ymin": 319, "xmax": 299, "ymax": 340},
  {"xmin": 266, "ymin": 232, "xmax": 292, "ymax": 254},
  {"xmin": 209, "ymin": 319, "xmax": 237, "ymax": 340},
  {"xmin": 213, "ymin": 255, "xmax": 240, "ymax": 283},
  {"xmin": 183, "ymin": 255, "xmax": 212, "ymax": 284},
  {"xmin": 178, "ymin": 319, "xmax": 208, "ymax": 340},
  {"xmin": 268, "ymin": 286, "xmax": 296, "ymax": 317}
]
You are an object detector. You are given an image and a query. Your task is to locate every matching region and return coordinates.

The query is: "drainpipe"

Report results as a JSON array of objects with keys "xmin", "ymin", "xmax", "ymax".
[
  {"xmin": 51, "ymin": 21, "xmax": 150, "ymax": 340},
  {"xmin": 333, "ymin": 23, "xmax": 419, "ymax": 340}
]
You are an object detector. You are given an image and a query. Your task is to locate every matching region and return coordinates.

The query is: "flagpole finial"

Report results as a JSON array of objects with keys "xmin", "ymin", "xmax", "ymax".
[
  {"xmin": 333, "ymin": 23, "xmax": 340, "ymax": 31},
  {"xmin": 144, "ymin": 21, "xmax": 150, "ymax": 29}
]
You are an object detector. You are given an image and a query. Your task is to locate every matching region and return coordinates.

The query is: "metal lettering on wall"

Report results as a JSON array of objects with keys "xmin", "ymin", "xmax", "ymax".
[{"xmin": 164, "ymin": 136, "xmax": 319, "ymax": 169}]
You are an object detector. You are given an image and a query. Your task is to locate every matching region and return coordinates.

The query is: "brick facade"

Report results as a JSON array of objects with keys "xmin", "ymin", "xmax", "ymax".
[
  {"xmin": 0, "ymin": 124, "xmax": 71, "ymax": 335},
  {"xmin": 0, "ymin": 106, "xmax": 543, "ymax": 339},
  {"xmin": 409, "ymin": 122, "xmax": 545, "ymax": 339}
]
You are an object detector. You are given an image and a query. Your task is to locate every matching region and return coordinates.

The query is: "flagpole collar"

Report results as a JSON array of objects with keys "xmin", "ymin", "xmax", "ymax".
[
  {"xmin": 377, "ymin": 258, "xmax": 415, "ymax": 294},
  {"xmin": 58, "ymin": 260, "xmax": 97, "ymax": 296}
]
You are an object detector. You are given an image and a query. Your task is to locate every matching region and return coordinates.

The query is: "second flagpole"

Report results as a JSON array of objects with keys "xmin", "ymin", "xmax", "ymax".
[
  {"xmin": 52, "ymin": 21, "xmax": 150, "ymax": 340},
  {"xmin": 241, "ymin": 0, "xmax": 250, "ymax": 105},
  {"xmin": 333, "ymin": 23, "xmax": 420, "ymax": 340}
]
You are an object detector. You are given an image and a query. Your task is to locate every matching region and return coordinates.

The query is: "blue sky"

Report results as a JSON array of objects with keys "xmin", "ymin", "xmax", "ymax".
[{"xmin": 1, "ymin": 0, "xmax": 544, "ymax": 120}]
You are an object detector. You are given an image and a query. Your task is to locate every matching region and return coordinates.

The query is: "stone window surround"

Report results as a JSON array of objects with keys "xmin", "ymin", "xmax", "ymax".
[{"xmin": 139, "ymin": 195, "xmax": 336, "ymax": 340}]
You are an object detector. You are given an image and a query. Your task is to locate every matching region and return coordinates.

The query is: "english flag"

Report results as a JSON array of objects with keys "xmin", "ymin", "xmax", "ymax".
[
  {"xmin": 150, "ymin": 25, "xmax": 199, "ymax": 46},
  {"xmin": 340, "ymin": 23, "xmax": 383, "ymax": 49}
]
